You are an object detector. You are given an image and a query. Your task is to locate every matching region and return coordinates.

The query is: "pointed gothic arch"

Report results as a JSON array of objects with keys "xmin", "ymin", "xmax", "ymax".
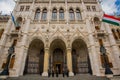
[{"xmin": 24, "ymin": 39, "xmax": 44, "ymax": 75}]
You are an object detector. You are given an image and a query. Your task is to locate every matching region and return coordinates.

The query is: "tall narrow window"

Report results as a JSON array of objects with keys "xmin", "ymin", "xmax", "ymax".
[
  {"xmin": 69, "ymin": 9, "xmax": 75, "ymax": 20},
  {"xmin": 86, "ymin": 6, "xmax": 91, "ymax": 11},
  {"xmin": 94, "ymin": 17, "xmax": 100, "ymax": 30},
  {"xmin": 41, "ymin": 8, "xmax": 47, "ymax": 20},
  {"xmin": 20, "ymin": 6, "xmax": 24, "ymax": 11},
  {"xmin": 13, "ymin": 39, "xmax": 17, "ymax": 46},
  {"xmin": 34, "ymin": 9, "xmax": 40, "ymax": 20},
  {"xmin": 9, "ymin": 55, "xmax": 15, "ymax": 69},
  {"xmin": 0, "ymin": 29, "xmax": 4, "ymax": 39},
  {"xmin": 76, "ymin": 9, "xmax": 81, "ymax": 20},
  {"xmin": 26, "ymin": 6, "xmax": 30, "ymax": 11},
  {"xmin": 117, "ymin": 29, "xmax": 120, "ymax": 39},
  {"xmin": 99, "ymin": 39, "xmax": 103, "ymax": 46},
  {"xmin": 112, "ymin": 29, "xmax": 118, "ymax": 40},
  {"xmin": 59, "ymin": 8, "xmax": 64, "ymax": 20},
  {"xmin": 16, "ymin": 17, "xmax": 22, "ymax": 30},
  {"xmin": 92, "ymin": 6, "xmax": 96, "ymax": 11},
  {"xmin": 52, "ymin": 8, "xmax": 57, "ymax": 20}
]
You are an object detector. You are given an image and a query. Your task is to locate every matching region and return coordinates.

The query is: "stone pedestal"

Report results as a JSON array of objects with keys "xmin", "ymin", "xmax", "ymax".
[{"xmin": 106, "ymin": 74, "xmax": 113, "ymax": 78}]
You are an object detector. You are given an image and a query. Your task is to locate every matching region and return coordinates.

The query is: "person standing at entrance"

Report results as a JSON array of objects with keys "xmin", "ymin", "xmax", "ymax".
[
  {"xmin": 66, "ymin": 68, "xmax": 69, "ymax": 77},
  {"xmin": 62, "ymin": 68, "xmax": 65, "ymax": 77},
  {"xmin": 48, "ymin": 69, "xmax": 51, "ymax": 77},
  {"xmin": 52, "ymin": 67, "xmax": 54, "ymax": 77},
  {"xmin": 56, "ymin": 67, "xmax": 59, "ymax": 77}
]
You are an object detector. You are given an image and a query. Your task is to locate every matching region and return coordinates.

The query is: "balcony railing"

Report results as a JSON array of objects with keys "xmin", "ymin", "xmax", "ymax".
[
  {"xmin": 94, "ymin": 30, "xmax": 106, "ymax": 38},
  {"xmin": 10, "ymin": 30, "xmax": 19, "ymax": 37}
]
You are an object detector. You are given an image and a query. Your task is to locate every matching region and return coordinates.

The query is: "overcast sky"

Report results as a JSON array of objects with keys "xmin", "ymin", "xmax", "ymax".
[{"xmin": 0, "ymin": 0, "xmax": 120, "ymax": 15}]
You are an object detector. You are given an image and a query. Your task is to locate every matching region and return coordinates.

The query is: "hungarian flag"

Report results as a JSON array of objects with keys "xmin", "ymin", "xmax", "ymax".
[{"xmin": 102, "ymin": 14, "xmax": 120, "ymax": 26}]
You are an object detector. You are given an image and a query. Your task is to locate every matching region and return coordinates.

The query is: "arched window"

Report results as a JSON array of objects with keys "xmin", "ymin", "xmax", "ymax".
[
  {"xmin": 94, "ymin": 17, "xmax": 100, "ymax": 30},
  {"xmin": 52, "ymin": 8, "xmax": 57, "ymax": 20},
  {"xmin": 59, "ymin": 8, "xmax": 64, "ymax": 20},
  {"xmin": 34, "ymin": 8, "xmax": 40, "ymax": 20},
  {"xmin": 117, "ymin": 29, "xmax": 120, "ymax": 39},
  {"xmin": 76, "ymin": 9, "xmax": 81, "ymax": 20},
  {"xmin": 16, "ymin": 17, "xmax": 22, "ymax": 30},
  {"xmin": 69, "ymin": 8, "xmax": 75, "ymax": 20},
  {"xmin": 41, "ymin": 8, "xmax": 47, "ymax": 20},
  {"xmin": 112, "ymin": 29, "xmax": 118, "ymax": 40},
  {"xmin": 94, "ymin": 17, "xmax": 100, "ymax": 25},
  {"xmin": 99, "ymin": 39, "xmax": 103, "ymax": 46}
]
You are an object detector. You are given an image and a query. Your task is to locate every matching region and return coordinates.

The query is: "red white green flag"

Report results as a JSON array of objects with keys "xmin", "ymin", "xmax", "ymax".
[{"xmin": 102, "ymin": 14, "xmax": 120, "ymax": 26}]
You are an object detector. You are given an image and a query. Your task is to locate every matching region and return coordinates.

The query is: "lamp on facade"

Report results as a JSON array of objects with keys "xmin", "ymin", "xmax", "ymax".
[
  {"xmin": 100, "ymin": 45, "xmax": 113, "ymax": 75},
  {"xmin": 0, "ymin": 45, "xmax": 14, "ymax": 75}
]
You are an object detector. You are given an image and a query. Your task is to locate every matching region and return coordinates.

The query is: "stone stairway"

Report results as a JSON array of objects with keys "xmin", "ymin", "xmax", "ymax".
[{"xmin": 5, "ymin": 74, "xmax": 110, "ymax": 80}]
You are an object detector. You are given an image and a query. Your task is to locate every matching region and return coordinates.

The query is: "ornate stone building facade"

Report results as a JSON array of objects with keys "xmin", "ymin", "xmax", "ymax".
[
  {"xmin": 0, "ymin": 0, "xmax": 120, "ymax": 77},
  {"xmin": 0, "ymin": 14, "xmax": 9, "ymax": 39}
]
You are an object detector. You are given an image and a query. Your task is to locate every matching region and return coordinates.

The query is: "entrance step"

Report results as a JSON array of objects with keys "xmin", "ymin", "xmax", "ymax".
[
  {"xmin": 5, "ymin": 74, "xmax": 110, "ymax": 80},
  {"xmin": 110, "ymin": 76, "xmax": 120, "ymax": 80}
]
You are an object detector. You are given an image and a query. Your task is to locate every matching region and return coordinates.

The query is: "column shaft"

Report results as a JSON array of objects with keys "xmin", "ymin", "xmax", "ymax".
[
  {"xmin": 42, "ymin": 48, "xmax": 49, "ymax": 76},
  {"xmin": 86, "ymin": 19, "xmax": 101, "ymax": 76},
  {"xmin": 67, "ymin": 48, "xmax": 74, "ymax": 76},
  {"xmin": 13, "ymin": 19, "xmax": 30, "ymax": 76}
]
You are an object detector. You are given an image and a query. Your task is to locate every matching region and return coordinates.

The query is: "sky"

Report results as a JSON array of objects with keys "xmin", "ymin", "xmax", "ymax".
[{"xmin": 0, "ymin": 0, "xmax": 120, "ymax": 15}]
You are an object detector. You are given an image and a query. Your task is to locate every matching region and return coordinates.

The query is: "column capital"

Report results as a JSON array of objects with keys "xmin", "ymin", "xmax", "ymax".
[
  {"xmin": 67, "ymin": 48, "xmax": 71, "ymax": 51},
  {"xmin": 45, "ymin": 48, "xmax": 49, "ymax": 52}
]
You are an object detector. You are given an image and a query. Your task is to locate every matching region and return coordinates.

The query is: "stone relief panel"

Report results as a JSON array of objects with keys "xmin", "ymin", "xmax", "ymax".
[
  {"xmin": 51, "ymin": 3, "xmax": 65, "ymax": 9},
  {"xmin": 49, "ymin": 25, "xmax": 58, "ymax": 32},
  {"xmin": 68, "ymin": 3, "xmax": 82, "ymax": 9}
]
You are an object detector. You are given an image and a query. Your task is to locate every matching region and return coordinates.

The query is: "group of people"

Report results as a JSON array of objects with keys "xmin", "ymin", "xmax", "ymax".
[{"xmin": 48, "ymin": 67, "xmax": 69, "ymax": 77}]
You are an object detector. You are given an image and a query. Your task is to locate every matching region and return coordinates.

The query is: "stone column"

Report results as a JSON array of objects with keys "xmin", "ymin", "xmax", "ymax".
[
  {"xmin": 57, "ymin": 9, "xmax": 59, "ymax": 21},
  {"xmin": 42, "ymin": 48, "xmax": 49, "ymax": 76},
  {"xmin": 74, "ymin": 8, "xmax": 76, "ymax": 20},
  {"xmin": 65, "ymin": 0, "xmax": 68, "ymax": 22},
  {"xmin": 12, "ymin": 18, "xmax": 31, "ymax": 77},
  {"xmin": 86, "ymin": 18, "xmax": 101, "ymax": 76},
  {"xmin": 105, "ymin": 24, "xmax": 120, "ymax": 74},
  {"xmin": 18, "ymin": 0, "xmax": 35, "ymax": 75},
  {"xmin": 81, "ymin": 0, "xmax": 86, "ymax": 20},
  {"xmin": 67, "ymin": 48, "xmax": 74, "ymax": 76}
]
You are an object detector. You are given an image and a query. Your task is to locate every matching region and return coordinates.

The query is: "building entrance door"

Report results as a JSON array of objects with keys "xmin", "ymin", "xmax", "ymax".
[
  {"xmin": 49, "ymin": 39, "xmax": 66, "ymax": 74},
  {"xmin": 53, "ymin": 48, "xmax": 64, "ymax": 74},
  {"xmin": 55, "ymin": 63, "xmax": 62, "ymax": 74}
]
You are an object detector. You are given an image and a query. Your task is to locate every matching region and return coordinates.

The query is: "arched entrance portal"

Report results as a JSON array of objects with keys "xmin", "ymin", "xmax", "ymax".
[
  {"xmin": 72, "ymin": 39, "xmax": 92, "ymax": 74},
  {"xmin": 49, "ymin": 39, "xmax": 66, "ymax": 74},
  {"xmin": 24, "ymin": 39, "xmax": 44, "ymax": 75}
]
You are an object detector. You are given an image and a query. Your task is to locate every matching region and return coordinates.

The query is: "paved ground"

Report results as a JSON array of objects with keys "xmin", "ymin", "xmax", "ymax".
[
  {"xmin": 0, "ymin": 74, "xmax": 120, "ymax": 80},
  {"xmin": 5, "ymin": 74, "xmax": 110, "ymax": 80}
]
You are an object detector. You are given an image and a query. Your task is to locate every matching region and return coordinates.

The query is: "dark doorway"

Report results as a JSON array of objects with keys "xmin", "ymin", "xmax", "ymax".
[
  {"xmin": 49, "ymin": 39, "xmax": 66, "ymax": 75},
  {"xmin": 56, "ymin": 64, "xmax": 62, "ymax": 74},
  {"xmin": 72, "ymin": 39, "xmax": 92, "ymax": 74},
  {"xmin": 24, "ymin": 39, "xmax": 44, "ymax": 75}
]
